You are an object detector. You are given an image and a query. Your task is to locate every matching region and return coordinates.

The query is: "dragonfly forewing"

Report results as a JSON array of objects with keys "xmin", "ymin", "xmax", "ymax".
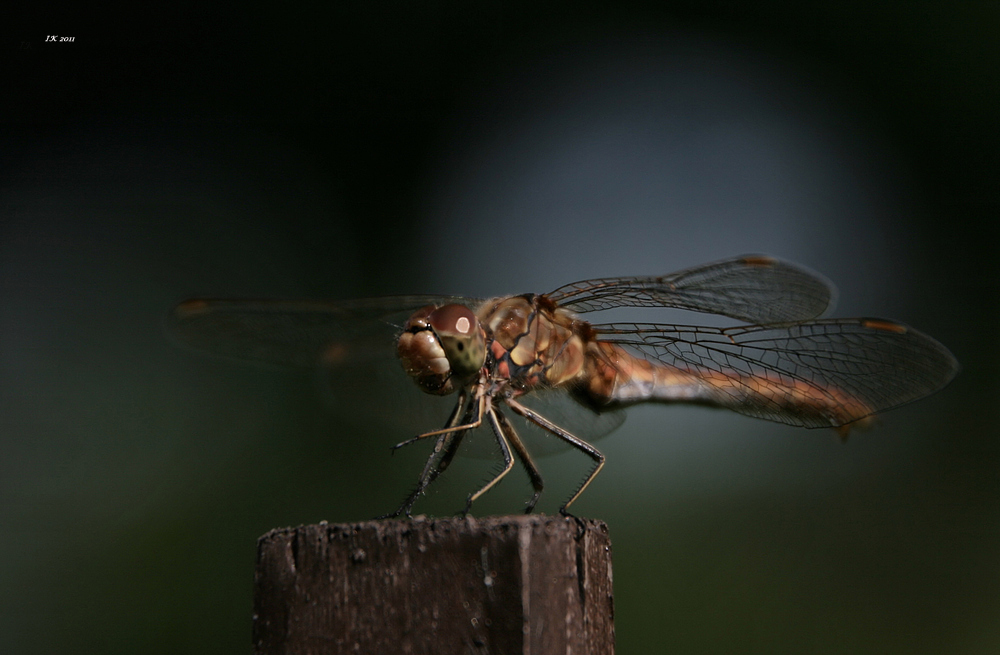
[
  {"xmin": 168, "ymin": 295, "xmax": 477, "ymax": 369},
  {"xmin": 548, "ymin": 254, "xmax": 836, "ymax": 324}
]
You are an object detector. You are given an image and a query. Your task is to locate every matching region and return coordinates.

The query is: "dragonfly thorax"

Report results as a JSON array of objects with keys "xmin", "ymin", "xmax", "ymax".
[{"xmin": 397, "ymin": 304, "xmax": 487, "ymax": 395}]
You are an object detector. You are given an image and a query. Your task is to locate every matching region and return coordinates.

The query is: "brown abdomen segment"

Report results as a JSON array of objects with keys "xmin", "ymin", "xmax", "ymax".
[{"xmin": 581, "ymin": 342, "xmax": 873, "ymax": 429}]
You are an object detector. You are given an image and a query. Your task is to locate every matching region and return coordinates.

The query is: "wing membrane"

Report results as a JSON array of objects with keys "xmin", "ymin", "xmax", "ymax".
[
  {"xmin": 547, "ymin": 255, "xmax": 835, "ymax": 324},
  {"xmin": 167, "ymin": 295, "xmax": 477, "ymax": 369},
  {"xmin": 592, "ymin": 318, "xmax": 958, "ymax": 427}
]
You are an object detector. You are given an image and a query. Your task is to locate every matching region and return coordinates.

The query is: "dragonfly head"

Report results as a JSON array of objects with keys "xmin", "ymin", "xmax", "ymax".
[{"xmin": 397, "ymin": 304, "xmax": 486, "ymax": 395}]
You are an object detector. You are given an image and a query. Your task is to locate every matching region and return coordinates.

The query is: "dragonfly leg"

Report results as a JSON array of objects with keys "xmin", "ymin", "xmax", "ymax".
[
  {"xmin": 376, "ymin": 392, "xmax": 479, "ymax": 519},
  {"xmin": 492, "ymin": 408, "xmax": 544, "ymax": 513},
  {"xmin": 390, "ymin": 393, "xmax": 484, "ymax": 452},
  {"xmin": 462, "ymin": 407, "xmax": 515, "ymax": 515},
  {"xmin": 414, "ymin": 401, "xmax": 480, "ymax": 502},
  {"xmin": 505, "ymin": 398, "xmax": 604, "ymax": 515}
]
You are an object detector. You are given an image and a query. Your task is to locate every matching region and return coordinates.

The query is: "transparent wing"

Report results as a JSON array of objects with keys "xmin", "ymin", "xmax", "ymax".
[
  {"xmin": 514, "ymin": 388, "xmax": 626, "ymax": 449},
  {"xmin": 547, "ymin": 255, "xmax": 835, "ymax": 324},
  {"xmin": 592, "ymin": 318, "xmax": 959, "ymax": 428},
  {"xmin": 169, "ymin": 295, "xmax": 502, "ymax": 462},
  {"xmin": 167, "ymin": 295, "xmax": 478, "ymax": 369},
  {"xmin": 168, "ymin": 296, "xmax": 626, "ymax": 458}
]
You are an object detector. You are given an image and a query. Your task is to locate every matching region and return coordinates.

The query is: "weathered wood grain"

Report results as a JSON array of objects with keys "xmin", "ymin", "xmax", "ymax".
[{"xmin": 253, "ymin": 515, "xmax": 615, "ymax": 654}]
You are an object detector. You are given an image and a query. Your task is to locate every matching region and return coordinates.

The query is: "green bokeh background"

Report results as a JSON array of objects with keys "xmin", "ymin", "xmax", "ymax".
[{"xmin": 2, "ymin": 3, "xmax": 997, "ymax": 653}]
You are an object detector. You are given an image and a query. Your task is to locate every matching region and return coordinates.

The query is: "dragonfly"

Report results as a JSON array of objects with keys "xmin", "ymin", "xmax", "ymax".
[{"xmin": 170, "ymin": 255, "xmax": 958, "ymax": 516}]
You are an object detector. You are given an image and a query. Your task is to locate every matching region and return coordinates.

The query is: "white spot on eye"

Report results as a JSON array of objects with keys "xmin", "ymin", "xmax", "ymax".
[{"xmin": 455, "ymin": 316, "xmax": 470, "ymax": 333}]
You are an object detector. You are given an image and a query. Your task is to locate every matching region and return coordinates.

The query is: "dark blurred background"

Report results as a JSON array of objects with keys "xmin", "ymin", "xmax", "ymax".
[{"xmin": 2, "ymin": 3, "xmax": 997, "ymax": 653}]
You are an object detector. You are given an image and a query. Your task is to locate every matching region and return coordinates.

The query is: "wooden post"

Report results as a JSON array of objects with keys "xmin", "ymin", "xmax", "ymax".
[{"xmin": 253, "ymin": 515, "xmax": 615, "ymax": 654}]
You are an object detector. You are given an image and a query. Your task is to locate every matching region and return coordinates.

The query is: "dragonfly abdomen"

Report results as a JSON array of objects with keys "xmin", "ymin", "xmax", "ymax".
[
  {"xmin": 582, "ymin": 342, "xmax": 711, "ymax": 406},
  {"xmin": 582, "ymin": 342, "xmax": 874, "ymax": 429}
]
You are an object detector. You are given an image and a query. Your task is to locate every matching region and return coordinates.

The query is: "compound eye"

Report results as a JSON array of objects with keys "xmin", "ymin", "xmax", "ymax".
[
  {"xmin": 429, "ymin": 304, "xmax": 486, "ymax": 380},
  {"xmin": 429, "ymin": 304, "xmax": 476, "ymax": 338}
]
